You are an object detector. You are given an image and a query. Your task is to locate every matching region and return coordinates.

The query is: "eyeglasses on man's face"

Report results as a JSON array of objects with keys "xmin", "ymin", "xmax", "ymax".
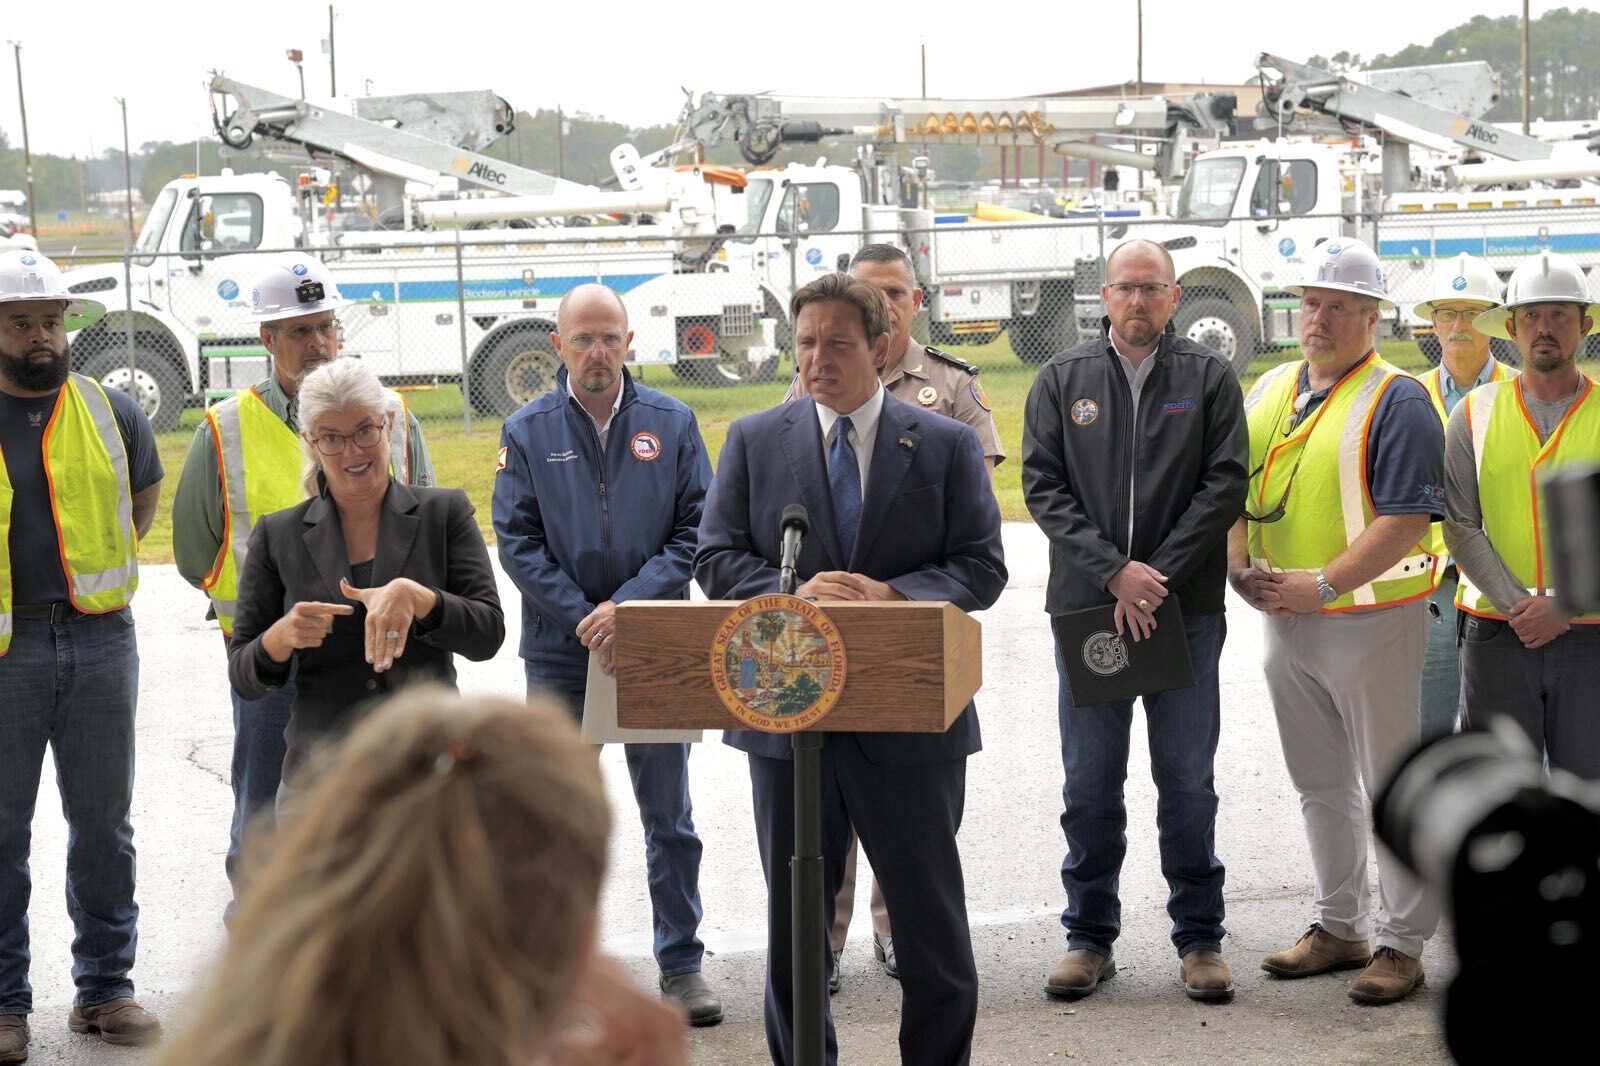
[
  {"xmin": 1432, "ymin": 309, "xmax": 1483, "ymax": 326},
  {"xmin": 564, "ymin": 331, "xmax": 627, "ymax": 353},
  {"xmin": 271, "ymin": 318, "xmax": 341, "ymax": 344},
  {"xmin": 1106, "ymin": 282, "xmax": 1173, "ymax": 300},
  {"xmin": 311, "ymin": 422, "xmax": 384, "ymax": 455}
]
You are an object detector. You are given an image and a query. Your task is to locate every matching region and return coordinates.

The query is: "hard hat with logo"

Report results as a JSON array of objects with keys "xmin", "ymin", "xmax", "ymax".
[
  {"xmin": 0, "ymin": 250, "xmax": 106, "ymax": 332},
  {"xmin": 1474, "ymin": 251, "xmax": 1600, "ymax": 339},
  {"xmin": 1411, "ymin": 253, "xmax": 1504, "ymax": 322},
  {"xmin": 1285, "ymin": 238, "xmax": 1394, "ymax": 310},
  {"xmin": 249, "ymin": 253, "xmax": 350, "ymax": 322}
]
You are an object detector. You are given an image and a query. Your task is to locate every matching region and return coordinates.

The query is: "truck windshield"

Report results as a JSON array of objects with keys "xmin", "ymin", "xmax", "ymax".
[
  {"xmin": 134, "ymin": 187, "xmax": 179, "ymax": 266},
  {"xmin": 1176, "ymin": 157, "xmax": 1245, "ymax": 223},
  {"xmin": 733, "ymin": 178, "xmax": 775, "ymax": 242}
]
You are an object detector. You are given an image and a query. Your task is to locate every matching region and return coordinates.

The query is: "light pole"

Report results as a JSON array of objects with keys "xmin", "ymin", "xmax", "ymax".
[
  {"xmin": 287, "ymin": 48, "xmax": 306, "ymax": 99},
  {"xmin": 7, "ymin": 41, "xmax": 37, "ymax": 237},
  {"xmin": 114, "ymin": 97, "xmax": 137, "ymax": 390}
]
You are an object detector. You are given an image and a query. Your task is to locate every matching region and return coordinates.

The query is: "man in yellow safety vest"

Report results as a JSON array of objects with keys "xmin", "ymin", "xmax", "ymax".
[
  {"xmin": 0, "ymin": 250, "xmax": 165, "ymax": 1057},
  {"xmin": 1444, "ymin": 250, "xmax": 1600, "ymax": 778},
  {"xmin": 1228, "ymin": 238, "xmax": 1444, "ymax": 1005}
]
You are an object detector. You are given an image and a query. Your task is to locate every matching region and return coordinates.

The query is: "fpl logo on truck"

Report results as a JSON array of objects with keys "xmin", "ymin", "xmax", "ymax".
[{"xmin": 451, "ymin": 155, "xmax": 507, "ymax": 185}]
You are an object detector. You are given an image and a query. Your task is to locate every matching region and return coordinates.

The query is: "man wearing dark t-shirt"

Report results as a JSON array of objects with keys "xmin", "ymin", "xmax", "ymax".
[{"xmin": 0, "ymin": 250, "xmax": 165, "ymax": 1059}]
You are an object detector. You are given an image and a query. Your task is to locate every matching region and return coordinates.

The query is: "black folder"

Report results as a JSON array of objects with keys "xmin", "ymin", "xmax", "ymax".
[{"xmin": 1051, "ymin": 599, "xmax": 1195, "ymax": 705}]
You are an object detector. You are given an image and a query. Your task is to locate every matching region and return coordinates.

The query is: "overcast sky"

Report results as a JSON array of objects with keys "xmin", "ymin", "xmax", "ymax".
[{"xmin": 0, "ymin": 1, "xmax": 1579, "ymax": 159}]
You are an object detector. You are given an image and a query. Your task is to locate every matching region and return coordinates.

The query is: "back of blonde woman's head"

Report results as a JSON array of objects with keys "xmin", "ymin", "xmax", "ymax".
[{"xmin": 159, "ymin": 688, "xmax": 609, "ymax": 1066}]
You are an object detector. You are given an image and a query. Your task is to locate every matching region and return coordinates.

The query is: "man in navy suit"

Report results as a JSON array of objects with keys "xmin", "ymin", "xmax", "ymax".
[{"xmin": 695, "ymin": 273, "xmax": 1007, "ymax": 1065}]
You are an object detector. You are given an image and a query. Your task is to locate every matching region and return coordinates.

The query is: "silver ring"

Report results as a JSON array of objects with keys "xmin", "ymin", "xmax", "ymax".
[
  {"xmin": 1137, "ymin": 598, "xmax": 1152, "ymax": 612},
  {"xmin": 385, "ymin": 630, "xmax": 401, "ymax": 641}
]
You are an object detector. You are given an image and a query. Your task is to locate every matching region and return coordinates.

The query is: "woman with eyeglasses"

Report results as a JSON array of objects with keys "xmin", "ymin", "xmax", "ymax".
[{"xmin": 227, "ymin": 359, "xmax": 504, "ymax": 803}]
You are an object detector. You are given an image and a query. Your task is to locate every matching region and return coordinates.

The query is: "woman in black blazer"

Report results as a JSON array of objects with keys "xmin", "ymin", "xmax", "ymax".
[{"xmin": 228, "ymin": 359, "xmax": 504, "ymax": 792}]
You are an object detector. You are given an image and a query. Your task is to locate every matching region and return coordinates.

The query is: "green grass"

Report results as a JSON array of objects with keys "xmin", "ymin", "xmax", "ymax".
[{"xmin": 138, "ymin": 338, "xmax": 1430, "ymax": 564}]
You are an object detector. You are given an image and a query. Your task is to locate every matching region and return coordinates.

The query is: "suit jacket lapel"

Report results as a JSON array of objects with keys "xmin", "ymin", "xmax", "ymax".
[
  {"xmin": 372, "ymin": 480, "xmax": 421, "ymax": 586},
  {"xmin": 777, "ymin": 399, "xmax": 845, "ymax": 567},
  {"xmin": 301, "ymin": 493, "xmax": 349, "ymax": 600},
  {"xmin": 853, "ymin": 397, "xmax": 918, "ymax": 565}
]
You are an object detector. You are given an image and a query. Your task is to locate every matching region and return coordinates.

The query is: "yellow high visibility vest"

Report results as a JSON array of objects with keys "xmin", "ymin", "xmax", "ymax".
[
  {"xmin": 202, "ymin": 385, "xmax": 411, "ymax": 636},
  {"xmin": 1418, "ymin": 359, "xmax": 1517, "ymax": 562},
  {"xmin": 1244, "ymin": 354, "xmax": 1438, "ymax": 611},
  {"xmin": 0, "ymin": 374, "xmax": 139, "ymax": 656},
  {"xmin": 1454, "ymin": 375, "xmax": 1600, "ymax": 622}
]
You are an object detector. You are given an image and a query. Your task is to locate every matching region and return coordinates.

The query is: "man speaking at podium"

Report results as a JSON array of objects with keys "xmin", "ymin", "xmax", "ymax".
[{"xmin": 695, "ymin": 273, "xmax": 1007, "ymax": 1065}]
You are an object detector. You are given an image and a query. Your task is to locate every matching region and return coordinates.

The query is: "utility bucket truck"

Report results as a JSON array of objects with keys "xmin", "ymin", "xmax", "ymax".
[{"xmin": 60, "ymin": 76, "xmax": 779, "ymax": 430}]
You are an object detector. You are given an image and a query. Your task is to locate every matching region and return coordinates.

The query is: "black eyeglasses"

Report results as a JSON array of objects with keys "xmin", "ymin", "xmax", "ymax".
[
  {"xmin": 310, "ymin": 422, "xmax": 384, "ymax": 455},
  {"xmin": 1244, "ymin": 390, "xmax": 1315, "ymax": 523}
]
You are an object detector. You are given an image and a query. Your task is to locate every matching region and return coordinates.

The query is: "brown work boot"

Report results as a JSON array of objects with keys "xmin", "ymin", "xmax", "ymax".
[
  {"xmin": 1181, "ymin": 949, "xmax": 1235, "ymax": 1002},
  {"xmin": 1260, "ymin": 923, "xmax": 1370, "ymax": 978},
  {"xmin": 66, "ymin": 998, "xmax": 162, "ymax": 1047},
  {"xmin": 0, "ymin": 1015, "xmax": 28, "ymax": 1064},
  {"xmin": 1348, "ymin": 946, "xmax": 1425, "ymax": 1004},
  {"xmin": 1044, "ymin": 949, "xmax": 1115, "ymax": 999}
]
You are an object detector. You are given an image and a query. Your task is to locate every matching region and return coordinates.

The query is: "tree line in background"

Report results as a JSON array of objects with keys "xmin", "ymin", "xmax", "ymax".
[{"xmin": 5, "ymin": 8, "xmax": 1600, "ymax": 218}]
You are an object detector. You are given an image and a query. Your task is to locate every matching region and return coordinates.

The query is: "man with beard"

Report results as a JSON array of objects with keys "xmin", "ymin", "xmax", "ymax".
[
  {"xmin": 1023, "ymin": 239, "xmax": 1247, "ymax": 1002},
  {"xmin": 0, "ymin": 250, "xmax": 165, "ymax": 1059},
  {"xmin": 1229, "ymin": 238, "xmax": 1443, "ymax": 1004},
  {"xmin": 1410, "ymin": 255, "xmax": 1516, "ymax": 741},
  {"xmin": 171, "ymin": 253, "xmax": 433, "ymax": 915},
  {"xmin": 492, "ymin": 283, "xmax": 722, "ymax": 1026},
  {"xmin": 1444, "ymin": 251, "xmax": 1600, "ymax": 777}
]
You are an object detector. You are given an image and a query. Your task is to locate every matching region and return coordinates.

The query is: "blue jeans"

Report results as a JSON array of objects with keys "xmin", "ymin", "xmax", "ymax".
[
  {"xmin": 225, "ymin": 666, "xmax": 295, "ymax": 907},
  {"xmin": 525, "ymin": 659, "xmax": 706, "ymax": 976},
  {"xmin": 1419, "ymin": 573, "xmax": 1462, "ymax": 743},
  {"xmin": 0, "ymin": 610, "xmax": 141, "ymax": 1013},
  {"xmin": 1055, "ymin": 610, "xmax": 1227, "ymax": 958}
]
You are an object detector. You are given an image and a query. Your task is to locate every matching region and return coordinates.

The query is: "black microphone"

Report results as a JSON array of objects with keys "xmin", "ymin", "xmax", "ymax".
[{"xmin": 779, "ymin": 504, "xmax": 810, "ymax": 595}]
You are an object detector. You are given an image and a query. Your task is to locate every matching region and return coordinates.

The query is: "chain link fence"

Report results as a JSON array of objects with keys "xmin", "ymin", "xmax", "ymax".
[{"xmin": 51, "ymin": 201, "xmax": 1600, "ymax": 443}]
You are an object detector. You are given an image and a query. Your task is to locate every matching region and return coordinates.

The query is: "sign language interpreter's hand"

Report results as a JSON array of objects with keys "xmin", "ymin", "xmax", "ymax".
[
  {"xmin": 262, "ymin": 600, "xmax": 355, "ymax": 664},
  {"xmin": 340, "ymin": 576, "xmax": 440, "ymax": 672}
]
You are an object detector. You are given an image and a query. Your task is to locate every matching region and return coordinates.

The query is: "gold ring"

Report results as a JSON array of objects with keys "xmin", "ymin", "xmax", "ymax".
[{"xmin": 1137, "ymin": 598, "xmax": 1151, "ymax": 612}]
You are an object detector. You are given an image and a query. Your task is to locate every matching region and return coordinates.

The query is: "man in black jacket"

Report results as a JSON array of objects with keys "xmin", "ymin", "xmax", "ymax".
[{"xmin": 1022, "ymin": 239, "xmax": 1248, "ymax": 1002}]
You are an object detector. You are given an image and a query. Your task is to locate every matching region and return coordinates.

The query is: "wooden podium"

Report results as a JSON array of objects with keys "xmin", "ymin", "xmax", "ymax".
[
  {"xmin": 613, "ymin": 600, "xmax": 982, "ymax": 731},
  {"xmin": 614, "ymin": 598, "xmax": 983, "ymax": 1066}
]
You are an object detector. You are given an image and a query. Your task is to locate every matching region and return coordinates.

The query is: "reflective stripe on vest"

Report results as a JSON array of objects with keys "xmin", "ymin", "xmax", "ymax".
[
  {"xmin": 1454, "ymin": 376, "xmax": 1600, "ymax": 622},
  {"xmin": 1419, "ymin": 360, "xmax": 1517, "ymax": 563},
  {"xmin": 204, "ymin": 388, "xmax": 306, "ymax": 636},
  {"xmin": 203, "ymin": 386, "xmax": 412, "ymax": 635},
  {"xmin": 0, "ymin": 374, "xmax": 138, "ymax": 655},
  {"xmin": 1244, "ymin": 355, "xmax": 1438, "ymax": 611}
]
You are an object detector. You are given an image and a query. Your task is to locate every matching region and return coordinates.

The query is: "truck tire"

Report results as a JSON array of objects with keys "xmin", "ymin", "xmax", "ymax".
[
  {"xmin": 471, "ymin": 330, "xmax": 559, "ymax": 417},
  {"xmin": 1009, "ymin": 281, "xmax": 1077, "ymax": 364},
  {"xmin": 1174, "ymin": 296, "xmax": 1257, "ymax": 376},
  {"xmin": 81, "ymin": 347, "xmax": 187, "ymax": 432},
  {"xmin": 1418, "ymin": 333, "xmax": 1442, "ymax": 366},
  {"xmin": 669, "ymin": 353, "xmax": 779, "ymax": 386}
]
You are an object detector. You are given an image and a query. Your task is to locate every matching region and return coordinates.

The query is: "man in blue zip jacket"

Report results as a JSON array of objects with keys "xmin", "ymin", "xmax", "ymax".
[{"xmin": 491, "ymin": 283, "xmax": 721, "ymax": 1025}]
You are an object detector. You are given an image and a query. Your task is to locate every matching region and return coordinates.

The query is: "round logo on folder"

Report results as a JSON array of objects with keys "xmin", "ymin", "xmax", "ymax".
[
  {"xmin": 1082, "ymin": 631, "xmax": 1130, "ymax": 677},
  {"xmin": 710, "ymin": 594, "xmax": 847, "ymax": 733}
]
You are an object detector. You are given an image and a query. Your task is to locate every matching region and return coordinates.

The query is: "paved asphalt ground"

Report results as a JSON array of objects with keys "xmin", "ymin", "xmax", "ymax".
[{"xmin": 16, "ymin": 523, "xmax": 1457, "ymax": 1064}]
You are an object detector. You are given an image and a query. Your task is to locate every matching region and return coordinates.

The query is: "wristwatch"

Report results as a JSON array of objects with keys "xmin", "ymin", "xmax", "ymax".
[{"xmin": 1316, "ymin": 570, "xmax": 1338, "ymax": 605}]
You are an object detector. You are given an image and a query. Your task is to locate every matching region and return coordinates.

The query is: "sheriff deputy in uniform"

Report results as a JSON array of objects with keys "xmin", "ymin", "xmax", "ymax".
[
  {"xmin": 784, "ymin": 242, "xmax": 1004, "ymax": 993},
  {"xmin": 171, "ymin": 254, "xmax": 434, "ymax": 913},
  {"xmin": 0, "ymin": 250, "xmax": 165, "ymax": 1057},
  {"xmin": 1228, "ymin": 238, "xmax": 1443, "ymax": 1005},
  {"xmin": 1410, "ymin": 254, "xmax": 1516, "ymax": 741},
  {"xmin": 1444, "ymin": 250, "xmax": 1600, "ymax": 777}
]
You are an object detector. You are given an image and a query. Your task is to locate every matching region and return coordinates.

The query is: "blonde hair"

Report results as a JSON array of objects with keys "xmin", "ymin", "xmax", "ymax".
[
  {"xmin": 159, "ymin": 688, "xmax": 610, "ymax": 1066},
  {"xmin": 296, "ymin": 359, "xmax": 391, "ymax": 496}
]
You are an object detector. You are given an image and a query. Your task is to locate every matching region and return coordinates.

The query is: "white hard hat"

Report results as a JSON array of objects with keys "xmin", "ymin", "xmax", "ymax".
[
  {"xmin": 1286, "ymin": 238, "xmax": 1394, "ymax": 310},
  {"xmin": 1474, "ymin": 251, "xmax": 1600, "ymax": 339},
  {"xmin": 0, "ymin": 250, "xmax": 106, "ymax": 332},
  {"xmin": 1411, "ymin": 253, "xmax": 1504, "ymax": 322},
  {"xmin": 249, "ymin": 254, "xmax": 350, "ymax": 322}
]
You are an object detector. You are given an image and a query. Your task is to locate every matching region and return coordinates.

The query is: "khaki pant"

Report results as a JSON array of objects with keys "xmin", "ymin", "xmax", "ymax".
[
  {"xmin": 831, "ymin": 833, "xmax": 891, "ymax": 951},
  {"xmin": 1263, "ymin": 600, "xmax": 1440, "ymax": 958}
]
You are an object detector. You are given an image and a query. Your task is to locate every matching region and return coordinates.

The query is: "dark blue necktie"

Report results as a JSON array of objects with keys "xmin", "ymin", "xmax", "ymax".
[{"xmin": 829, "ymin": 416, "xmax": 862, "ymax": 564}]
